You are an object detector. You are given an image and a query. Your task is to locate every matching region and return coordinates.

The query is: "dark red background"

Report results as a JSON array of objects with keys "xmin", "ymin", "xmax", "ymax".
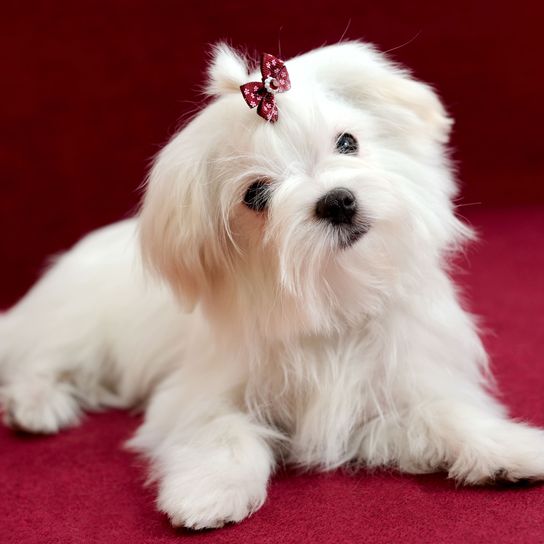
[{"xmin": 1, "ymin": 2, "xmax": 544, "ymax": 543}]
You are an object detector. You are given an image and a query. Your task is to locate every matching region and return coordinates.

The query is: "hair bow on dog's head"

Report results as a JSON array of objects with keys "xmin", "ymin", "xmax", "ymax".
[{"xmin": 240, "ymin": 54, "xmax": 291, "ymax": 123}]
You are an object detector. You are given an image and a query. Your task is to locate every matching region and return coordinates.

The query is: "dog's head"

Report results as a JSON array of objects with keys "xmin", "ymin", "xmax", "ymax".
[{"xmin": 139, "ymin": 42, "xmax": 470, "ymax": 338}]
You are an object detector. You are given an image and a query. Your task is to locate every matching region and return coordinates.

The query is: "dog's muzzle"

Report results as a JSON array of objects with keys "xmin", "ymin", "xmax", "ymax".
[{"xmin": 315, "ymin": 188, "xmax": 369, "ymax": 248}]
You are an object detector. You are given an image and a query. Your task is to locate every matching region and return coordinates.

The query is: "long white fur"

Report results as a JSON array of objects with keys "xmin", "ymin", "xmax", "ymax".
[{"xmin": 1, "ymin": 41, "xmax": 544, "ymax": 529}]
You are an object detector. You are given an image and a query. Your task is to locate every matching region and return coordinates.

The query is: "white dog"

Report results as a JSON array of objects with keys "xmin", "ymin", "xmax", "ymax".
[{"xmin": 1, "ymin": 42, "xmax": 543, "ymax": 529}]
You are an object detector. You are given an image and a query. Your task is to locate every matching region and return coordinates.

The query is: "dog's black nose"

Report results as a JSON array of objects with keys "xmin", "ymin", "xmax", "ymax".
[{"xmin": 315, "ymin": 188, "xmax": 357, "ymax": 225}]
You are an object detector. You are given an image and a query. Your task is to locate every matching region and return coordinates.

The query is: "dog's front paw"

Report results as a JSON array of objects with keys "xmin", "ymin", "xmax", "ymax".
[
  {"xmin": 448, "ymin": 421, "xmax": 544, "ymax": 484},
  {"xmin": 158, "ymin": 466, "xmax": 267, "ymax": 529},
  {"xmin": 154, "ymin": 442, "xmax": 271, "ymax": 530}
]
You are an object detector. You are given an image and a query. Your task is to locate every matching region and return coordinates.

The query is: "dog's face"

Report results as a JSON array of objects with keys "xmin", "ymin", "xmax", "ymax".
[{"xmin": 140, "ymin": 42, "xmax": 469, "ymax": 338}]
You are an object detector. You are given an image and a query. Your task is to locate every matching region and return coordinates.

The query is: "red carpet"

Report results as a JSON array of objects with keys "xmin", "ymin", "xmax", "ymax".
[{"xmin": 1, "ymin": 207, "xmax": 543, "ymax": 544}]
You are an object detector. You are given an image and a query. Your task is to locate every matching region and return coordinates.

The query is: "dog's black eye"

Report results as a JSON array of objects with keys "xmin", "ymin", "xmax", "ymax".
[
  {"xmin": 335, "ymin": 133, "xmax": 359, "ymax": 155},
  {"xmin": 243, "ymin": 180, "xmax": 271, "ymax": 212}
]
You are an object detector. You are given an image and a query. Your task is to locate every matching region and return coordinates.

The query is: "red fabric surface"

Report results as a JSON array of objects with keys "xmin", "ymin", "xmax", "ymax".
[
  {"xmin": 1, "ymin": 208, "xmax": 543, "ymax": 544},
  {"xmin": 1, "ymin": 2, "xmax": 544, "ymax": 543}
]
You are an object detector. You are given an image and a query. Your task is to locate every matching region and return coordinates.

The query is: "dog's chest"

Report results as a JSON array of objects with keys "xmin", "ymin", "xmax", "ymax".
[{"xmin": 246, "ymin": 335, "xmax": 384, "ymax": 465}]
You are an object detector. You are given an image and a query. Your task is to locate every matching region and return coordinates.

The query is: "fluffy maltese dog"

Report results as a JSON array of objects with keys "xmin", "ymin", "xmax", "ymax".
[{"xmin": 1, "ymin": 42, "xmax": 543, "ymax": 529}]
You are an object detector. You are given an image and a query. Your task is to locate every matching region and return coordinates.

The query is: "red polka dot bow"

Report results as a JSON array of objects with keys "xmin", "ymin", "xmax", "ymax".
[{"xmin": 240, "ymin": 53, "xmax": 291, "ymax": 123}]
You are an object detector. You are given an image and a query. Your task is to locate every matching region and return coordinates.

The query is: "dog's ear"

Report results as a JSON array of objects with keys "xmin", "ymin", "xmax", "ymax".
[
  {"xmin": 138, "ymin": 111, "xmax": 228, "ymax": 311},
  {"xmin": 296, "ymin": 41, "xmax": 452, "ymax": 143},
  {"xmin": 139, "ymin": 44, "xmax": 248, "ymax": 311},
  {"xmin": 206, "ymin": 43, "xmax": 249, "ymax": 96}
]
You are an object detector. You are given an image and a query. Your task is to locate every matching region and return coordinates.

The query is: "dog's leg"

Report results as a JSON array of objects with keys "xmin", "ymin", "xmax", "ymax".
[
  {"xmin": 354, "ymin": 294, "xmax": 544, "ymax": 483},
  {"xmin": 0, "ymin": 220, "xmax": 162, "ymax": 433},
  {"xmin": 362, "ymin": 393, "xmax": 544, "ymax": 484},
  {"xmin": 0, "ymin": 305, "xmax": 91, "ymax": 434},
  {"xmin": 128, "ymin": 369, "xmax": 276, "ymax": 529},
  {"xmin": 357, "ymin": 362, "xmax": 544, "ymax": 484}
]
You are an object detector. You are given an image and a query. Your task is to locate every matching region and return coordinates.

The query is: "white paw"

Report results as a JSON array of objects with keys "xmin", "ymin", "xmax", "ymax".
[
  {"xmin": 448, "ymin": 421, "xmax": 544, "ymax": 484},
  {"xmin": 159, "ymin": 478, "xmax": 266, "ymax": 530},
  {"xmin": 156, "ymin": 448, "xmax": 270, "ymax": 529},
  {"xmin": 1, "ymin": 377, "xmax": 81, "ymax": 434}
]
